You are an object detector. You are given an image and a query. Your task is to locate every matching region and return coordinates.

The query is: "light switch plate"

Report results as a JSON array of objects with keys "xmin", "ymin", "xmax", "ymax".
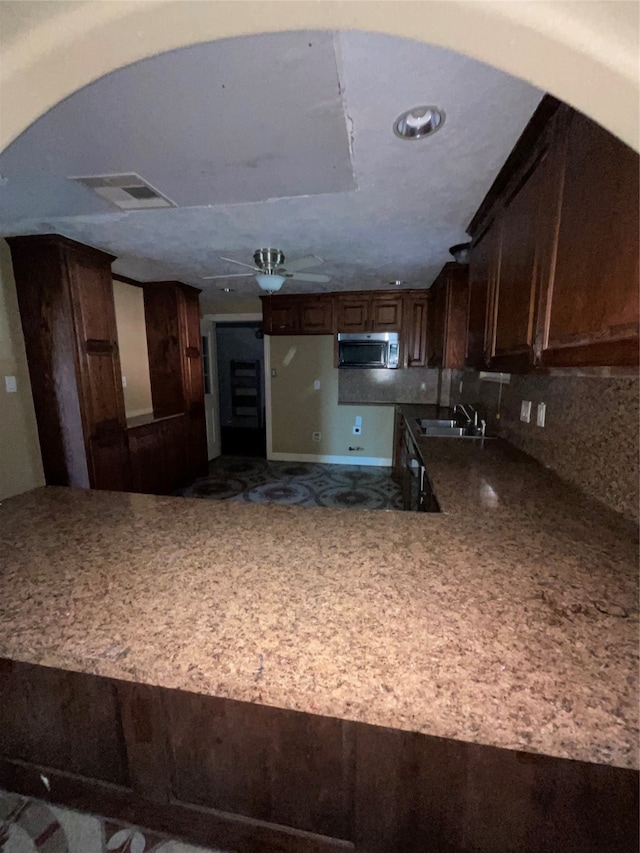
[
  {"xmin": 121, "ymin": 375, "xmax": 127, "ymax": 388},
  {"xmin": 4, "ymin": 375, "xmax": 17, "ymax": 393},
  {"xmin": 355, "ymin": 415, "xmax": 362, "ymax": 426},
  {"xmin": 536, "ymin": 402, "xmax": 546, "ymax": 427},
  {"xmin": 520, "ymin": 400, "xmax": 532, "ymax": 423}
]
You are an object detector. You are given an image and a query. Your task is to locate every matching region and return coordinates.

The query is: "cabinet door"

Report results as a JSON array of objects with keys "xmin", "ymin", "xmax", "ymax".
[
  {"xmin": 128, "ymin": 424, "xmax": 165, "ymax": 494},
  {"xmin": 405, "ymin": 294, "xmax": 428, "ymax": 367},
  {"xmin": 427, "ymin": 280, "xmax": 446, "ymax": 367},
  {"xmin": 467, "ymin": 221, "xmax": 501, "ymax": 368},
  {"xmin": 300, "ymin": 297, "xmax": 335, "ymax": 334},
  {"xmin": 337, "ymin": 296, "xmax": 369, "ymax": 332},
  {"xmin": 89, "ymin": 431, "xmax": 130, "ymax": 492},
  {"xmin": 143, "ymin": 284, "xmax": 184, "ymax": 417},
  {"xmin": 370, "ymin": 294, "xmax": 402, "ymax": 331},
  {"xmin": 67, "ymin": 253, "xmax": 126, "ymax": 436},
  {"xmin": 179, "ymin": 287, "xmax": 205, "ymax": 408},
  {"xmin": 540, "ymin": 110, "xmax": 640, "ymax": 366},
  {"xmin": 490, "ymin": 154, "xmax": 551, "ymax": 368},
  {"xmin": 163, "ymin": 415, "xmax": 188, "ymax": 492},
  {"xmin": 263, "ymin": 297, "xmax": 300, "ymax": 334}
]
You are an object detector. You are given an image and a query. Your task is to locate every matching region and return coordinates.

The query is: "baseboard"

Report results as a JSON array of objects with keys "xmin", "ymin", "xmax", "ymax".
[{"xmin": 268, "ymin": 452, "xmax": 392, "ymax": 467}]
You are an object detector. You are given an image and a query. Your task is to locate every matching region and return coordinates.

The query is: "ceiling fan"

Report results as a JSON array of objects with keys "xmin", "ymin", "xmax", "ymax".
[{"xmin": 203, "ymin": 248, "xmax": 331, "ymax": 292}]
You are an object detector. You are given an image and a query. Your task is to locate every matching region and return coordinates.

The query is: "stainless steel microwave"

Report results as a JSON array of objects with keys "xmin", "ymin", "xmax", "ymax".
[{"xmin": 337, "ymin": 332, "xmax": 400, "ymax": 369}]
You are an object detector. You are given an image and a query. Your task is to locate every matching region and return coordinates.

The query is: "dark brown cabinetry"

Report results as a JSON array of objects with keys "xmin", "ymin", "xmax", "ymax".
[
  {"xmin": 262, "ymin": 294, "xmax": 334, "ymax": 335},
  {"xmin": 8, "ymin": 234, "xmax": 130, "ymax": 490},
  {"xmin": 403, "ymin": 292, "xmax": 429, "ymax": 367},
  {"xmin": 467, "ymin": 98, "xmax": 639, "ymax": 371},
  {"xmin": 336, "ymin": 292, "xmax": 402, "ymax": 332},
  {"xmin": 427, "ymin": 263, "xmax": 469, "ymax": 368},
  {"xmin": 539, "ymin": 109, "xmax": 640, "ymax": 367},
  {"xmin": 128, "ymin": 414, "xmax": 187, "ymax": 495},
  {"xmin": 142, "ymin": 281, "xmax": 208, "ymax": 480}
]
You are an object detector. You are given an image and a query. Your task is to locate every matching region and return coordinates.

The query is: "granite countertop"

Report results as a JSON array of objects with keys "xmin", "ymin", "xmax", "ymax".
[
  {"xmin": 0, "ymin": 426, "xmax": 638, "ymax": 770},
  {"xmin": 126, "ymin": 412, "xmax": 186, "ymax": 429}
]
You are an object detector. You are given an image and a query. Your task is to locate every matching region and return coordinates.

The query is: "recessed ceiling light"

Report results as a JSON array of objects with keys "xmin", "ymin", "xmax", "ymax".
[
  {"xmin": 390, "ymin": 280, "xmax": 405, "ymax": 286},
  {"xmin": 393, "ymin": 106, "xmax": 445, "ymax": 140},
  {"xmin": 220, "ymin": 287, "xmax": 234, "ymax": 293}
]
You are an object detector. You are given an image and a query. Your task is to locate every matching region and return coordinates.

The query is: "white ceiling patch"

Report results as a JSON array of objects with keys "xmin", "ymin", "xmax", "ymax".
[{"xmin": 70, "ymin": 173, "xmax": 176, "ymax": 210}]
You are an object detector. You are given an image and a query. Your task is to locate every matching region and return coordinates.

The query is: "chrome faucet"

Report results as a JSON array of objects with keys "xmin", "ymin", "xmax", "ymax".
[{"xmin": 453, "ymin": 403, "xmax": 474, "ymax": 424}]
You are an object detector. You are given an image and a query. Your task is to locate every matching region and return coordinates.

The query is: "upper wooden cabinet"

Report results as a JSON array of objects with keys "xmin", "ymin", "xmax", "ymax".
[
  {"xmin": 262, "ymin": 294, "xmax": 334, "ymax": 335},
  {"xmin": 468, "ymin": 97, "xmax": 639, "ymax": 371},
  {"xmin": 539, "ymin": 109, "xmax": 640, "ymax": 367},
  {"xmin": 8, "ymin": 234, "xmax": 130, "ymax": 491},
  {"xmin": 337, "ymin": 292, "xmax": 403, "ymax": 332},
  {"xmin": 403, "ymin": 292, "xmax": 429, "ymax": 368},
  {"xmin": 427, "ymin": 263, "xmax": 469, "ymax": 369}
]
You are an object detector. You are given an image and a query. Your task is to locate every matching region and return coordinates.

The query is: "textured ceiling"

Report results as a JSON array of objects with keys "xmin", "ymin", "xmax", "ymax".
[{"xmin": 0, "ymin": 30, "xmax": 542, "ymax": 296}]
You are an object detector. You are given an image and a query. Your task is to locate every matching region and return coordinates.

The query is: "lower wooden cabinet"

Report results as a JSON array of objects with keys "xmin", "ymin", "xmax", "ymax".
[
  {"xmin": 128, "ymin": 415, "xmax": 189, "ymax": 495},
  {"xmin": 1, "ymin": 658, "xmax": 636, "ymax": 853}
]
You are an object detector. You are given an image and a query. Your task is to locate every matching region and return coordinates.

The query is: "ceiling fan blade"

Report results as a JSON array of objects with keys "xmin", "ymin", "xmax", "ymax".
[
  {"xmin": 218, "ymin": 256, "xmax": 259, "ymax": 271},
  {"xmin": 202, "ymin": 272, "xmax": 255, "ymax": 280},
  {"xmin": 288, "ymin": 272, "xmax": 331, "ymax": 283},
  {"xmin": 282, "ymin": 255, "xmax": 324, "ymax": 273}
]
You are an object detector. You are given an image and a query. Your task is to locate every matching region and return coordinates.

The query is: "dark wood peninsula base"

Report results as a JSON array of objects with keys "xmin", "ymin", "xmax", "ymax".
[{"xmin": 0, "ymin": 659, "xmax": 636, "ymax": 853}]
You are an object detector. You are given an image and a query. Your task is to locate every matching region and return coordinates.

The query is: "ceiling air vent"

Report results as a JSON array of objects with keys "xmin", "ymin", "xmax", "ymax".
[{"xmin": 70, "ymin": 173, "xmax": 176, "ymax": 210}]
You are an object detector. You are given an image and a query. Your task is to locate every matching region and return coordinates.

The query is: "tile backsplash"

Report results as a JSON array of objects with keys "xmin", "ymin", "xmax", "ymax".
[
  {"xmin": 451, "ymin": 369, "xmax": 639, "ymax": 521},
  {"xmin": 339, "ymin": 367, "xmax": 452, "ymax": 406}
]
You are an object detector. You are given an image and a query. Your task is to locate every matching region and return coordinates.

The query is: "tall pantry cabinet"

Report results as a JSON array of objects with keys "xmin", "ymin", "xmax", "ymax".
[{"xmin": 9, "ymin": 235, "xmax": 130, "ymax": 490}]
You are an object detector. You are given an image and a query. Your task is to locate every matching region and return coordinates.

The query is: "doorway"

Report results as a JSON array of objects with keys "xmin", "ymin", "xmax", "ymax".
[{"xmin": 215, "ymin": 321, "xmax": 266, "ymax": 458}]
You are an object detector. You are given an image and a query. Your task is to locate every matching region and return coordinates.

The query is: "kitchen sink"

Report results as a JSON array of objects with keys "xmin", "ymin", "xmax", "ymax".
[
  {"xmin": 420, "ymin": 425, "xmax": 467, "ymax": 437},
  {"xmin": 416, "ymin": 419, "xmax": 457, "ymax": 429}
]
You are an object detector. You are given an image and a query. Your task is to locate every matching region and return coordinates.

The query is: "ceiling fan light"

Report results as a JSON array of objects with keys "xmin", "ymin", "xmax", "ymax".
[{"xmin": 256, "ymin": 273, "xmax": 286, "ymax": 292}]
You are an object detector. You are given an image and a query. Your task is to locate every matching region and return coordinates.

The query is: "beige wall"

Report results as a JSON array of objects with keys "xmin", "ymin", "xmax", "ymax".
[
  {"xmin": 112, "ymin": 279, "xmax": 153, "ymax": 419},
  {"xmin": 269, "ymin": 335, "xmax": 394, "ymax": 464},
  {"xmin": 201, "ymin": 296, "xmax": 263, "ymax": 316},
  {"xmin": 0, "ymin": 239, "xmax": 44, "ymax": 499}
]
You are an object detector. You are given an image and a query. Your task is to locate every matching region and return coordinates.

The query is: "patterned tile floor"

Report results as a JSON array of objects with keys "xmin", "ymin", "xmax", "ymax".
[
  {"xmin": 0, "ymin": 789, "xmax": 229, "ymax": 853},
  {"xmin": 180, "ymin": 456, "xmax": 403, "ymax": 511}
]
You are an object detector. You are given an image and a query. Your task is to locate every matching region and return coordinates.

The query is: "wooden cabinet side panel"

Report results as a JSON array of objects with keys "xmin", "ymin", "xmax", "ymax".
[
  {"xmin": 467, "ymin": 225, "xmax": 499, "ymax": 367},
  {"xmin": 443, "ymin": 268, "xmax": 470, "ymax": 368},
  {"xmin": 427, "ymin": 282, "xmax": 446, "ymax": 367},
  {"xmin": 8, "ymin": 240, "xmax": 89, "ymax": 487},
  {"xmin": 546, "ymin": 111, "xmax": 640, "ymax": 352},
  {"xmin": 179, "ymin": 288, "xmax": 205, "ymax": 406}
]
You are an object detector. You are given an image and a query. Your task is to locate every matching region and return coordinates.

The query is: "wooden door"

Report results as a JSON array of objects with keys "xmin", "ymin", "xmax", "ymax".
[
  {"xmin": 128, "ymin": 422, "xmax": 166, "ymax": 494},
  {"xmin": 337, "ymin": 295, "xmax": 369, "ymax": 332},
  {"xmin": 540, "ymin": 109, "xmax": 640, "ymax": 366},
  {"xmin": 262, "ymin": 297, "xmax": 300, "ymax": 334},
  {"xmin": 300, "ymin": 296, "xmax": 335, "ymax": 334},
  {"xmin": 404, "ymin": 293, "xmax": 429, "ymax": 367},
  {"xmin": 370, "ymin": 294, "xmax": 402, "ymax": 331}
]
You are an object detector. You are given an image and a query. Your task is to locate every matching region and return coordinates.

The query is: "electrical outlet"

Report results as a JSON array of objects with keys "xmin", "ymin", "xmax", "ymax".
[
  {"xmin": 352, "ymin": 425, "xmax": 361, "ymax": 435},
  {"xmin": 313, "ymin": 379, "xmax": 320, "ymax": 390},
  {"xmin": 520, "ymin": 400, "xmax": 532, "ymax": 423},
  {"xmin": 312, "ymin": 431, "xmax": 321, "ymax": 442},
  {"xmin": 536, "ymin": 402, "xmax": 546, "ymax": 427},
  {"xmin": 121, "ymin": 375, "xmax": 127, "ymax": 388},
  {"xmin": 4, "ymin": 375, "xmax": 17, "ymax": 393}
]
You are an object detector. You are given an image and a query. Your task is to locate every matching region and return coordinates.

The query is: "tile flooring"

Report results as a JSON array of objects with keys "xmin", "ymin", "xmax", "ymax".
[
  {"xmin": 0, "ymin": 789, "xmax": 229, "ymax": 853},
  {"xmin": 180, "ymin": 456, "xmax": 403, "ymax": 511}
]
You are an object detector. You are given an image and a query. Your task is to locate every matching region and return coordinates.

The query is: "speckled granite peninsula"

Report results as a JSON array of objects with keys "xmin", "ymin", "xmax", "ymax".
[{"xmin": 0, "ymin": 435, "xmax": 638, "ymax": 771}]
